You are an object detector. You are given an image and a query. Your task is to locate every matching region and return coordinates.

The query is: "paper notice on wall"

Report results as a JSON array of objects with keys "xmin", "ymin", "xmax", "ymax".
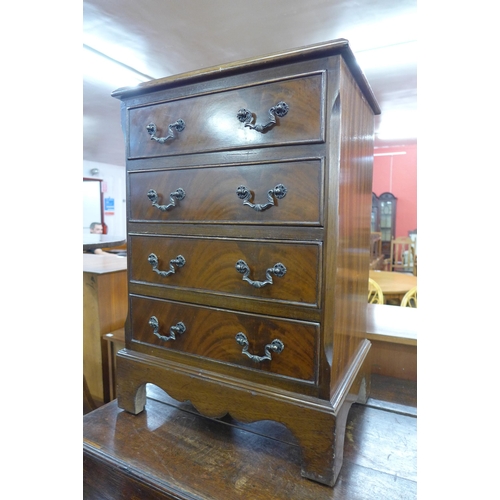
[{"xmin": 104, "ymin": 197, "xmax": 115, "ymax": 215}]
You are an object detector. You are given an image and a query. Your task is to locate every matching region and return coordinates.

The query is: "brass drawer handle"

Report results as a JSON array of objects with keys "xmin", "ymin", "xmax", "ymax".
[
  {"xmin": 236, "ymin": 184, "xmax": 287, "ymax": 212},
  {"xmin": 235, "ymin": 332, "xmax": 284, "ymax": 363},
  {"xmin": 146, "ymin": 119, "xmax": 185, "ymax": 143},
  {"xmin": 148, "ymin": 253, "xmax": 185, "ymax": 277},
  {"xmin": 147, "ymin": 188, "xmax": 185, "ymax": 211},
  {"xmin": 149, "ymin": 316, "xmax": 186, "ymax": 342},
  {"xmin": 235, "ymin": 259, "xmax": 286, "ymax": 288},
  {"xmin": 237, "ymin": 101, "xmax": 289, "ymax": 132}
]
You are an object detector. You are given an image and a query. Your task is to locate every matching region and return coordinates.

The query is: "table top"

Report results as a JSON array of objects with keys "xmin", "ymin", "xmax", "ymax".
[
  {"xmin": 369, "ymin": 270, "xmax": 417, "ymax": 296},
  {"xmin": 83, "ymin": 253, "xmax": 127, "ymax": 274},
  {"xmin": 366, "ymin": 303, "xmax": 417, "ymax": 346},
  {"xmin": 83, "ymin": 234, "xmax": 126, "ymax": 251}
]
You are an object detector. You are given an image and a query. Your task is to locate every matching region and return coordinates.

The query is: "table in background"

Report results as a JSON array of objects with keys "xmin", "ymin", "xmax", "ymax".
[
  {"xmin": 369, "ymin": 270, "xmax": 417, "ymax": 304},
  {"xmin": 83, "ymin": 234, "xmax": 126, "ymax": 251},
  {"xmin": 365, "ymin": 303, "xmax": 417, "ymax": 381},
  {"xmin": 83, "ymin": 253, "xmax": 128, "ymax": 405}
]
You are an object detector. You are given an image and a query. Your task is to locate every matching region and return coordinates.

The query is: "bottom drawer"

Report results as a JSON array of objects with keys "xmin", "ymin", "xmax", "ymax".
[{"xmin": 130, "ymin": 295, "xmax": 319, "ymax": 384}]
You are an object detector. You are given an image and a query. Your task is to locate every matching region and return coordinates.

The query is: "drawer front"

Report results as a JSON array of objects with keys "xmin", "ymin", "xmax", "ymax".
[
  {"xmin": 130, "ymin": 236, "xmax": 320, "ymax": 306},
  {"xmin": 128, "ymin": 73, "xmax": 324, "ymax": 159},
  {"xmin": 130, "ymin": 295, "xmax": 319, "ymax": 383},
  {"xmin": 129, "ymin": 160, "xmax": 322, "ymax": 225}
]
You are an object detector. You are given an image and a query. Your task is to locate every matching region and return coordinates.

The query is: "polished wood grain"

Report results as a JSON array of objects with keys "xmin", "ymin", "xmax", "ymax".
[
  {"xmin": 112, "ymin": 39, "xmax": 380, "ymax": 116},
  {"xmin": 128, "ymin": 73, "xmax": 324, "ymax": 159},
  {"xmin": 129, "ymin": 235, "xmax": 320, "ymax": 306},
  {"xmin": 323, "ymin": 56, "xmax": 375, "ymax": 402},
  {"xmin": 129, "ymin": 159, "xmax": 323, "ymax": 225},
  {"xmin": 116, "ymin": 347, "xmax": 366, "ymax": 486},
  {"xmin": 129, "ymin": 295, "xmax": 319, "ymax": 383},
  {"xmin": 83, "ymin": 378, "xmax": 416, "ymax": 500},
  {"xmin": 114, "ymin": 40, "xmax": 379, "ymax": 486}
]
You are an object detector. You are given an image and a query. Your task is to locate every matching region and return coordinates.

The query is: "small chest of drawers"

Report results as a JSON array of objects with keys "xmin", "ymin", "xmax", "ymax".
[{"xmin": 112, "ymin": 39, "xmax": 380, "ymax": 487}]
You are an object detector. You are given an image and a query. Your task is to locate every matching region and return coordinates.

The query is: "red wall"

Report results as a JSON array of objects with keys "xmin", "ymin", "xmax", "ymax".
[{"xmin": 372, "ymin": 144, "xmax": 417, "ymax": 238}]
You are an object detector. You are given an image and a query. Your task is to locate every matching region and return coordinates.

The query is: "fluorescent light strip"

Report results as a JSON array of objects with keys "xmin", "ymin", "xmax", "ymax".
[
  {"xmin": 83, "ymin": 44, "xmax": 153, "ymax": 86},
  {"xmin": 374, "ymin": 152, "xmax": 407, "ymax": 157}
]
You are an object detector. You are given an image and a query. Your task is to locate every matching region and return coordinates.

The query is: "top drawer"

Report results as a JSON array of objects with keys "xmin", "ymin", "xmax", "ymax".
[{"xmin": 127, "ymin": 72, "xmax": 325, "ymax": 159}]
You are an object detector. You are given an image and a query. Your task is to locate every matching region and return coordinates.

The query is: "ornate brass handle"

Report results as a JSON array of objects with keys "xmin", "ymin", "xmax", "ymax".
[
  {"xmin": 236, "ymin": 184, "xmax": 287, "ymax": 211},
  {"xmin": 235, "ymin": 259, "xmax": 286, "ymax": 288},
  {"xmin": 147, "ymin": 188, "xmax": 185, "ymax": 211},
  {"xmin": 146, "ymin": 119, "xmax": 185, "ymax": 143},
  {"xmin": 149, "ymin": 316, "xmax": 186, "ymax": 342},
  {"xmin": 235, "ymin": 332, "xmax": 284, "ymax": 362},
  {"xmin": 237, "ymin": 101, "xmax": 289, "ymax": 132},
  {"xmin": 148, "ymin": 253, "xmax": 185, "ymax": 277}
]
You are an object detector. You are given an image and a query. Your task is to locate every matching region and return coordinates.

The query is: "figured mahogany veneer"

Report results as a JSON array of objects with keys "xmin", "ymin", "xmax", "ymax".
[
  {"xmin": 129, "ymin": 235, "xmax": 320, "ymax": 305},
  {"xmin": 128, "ymin": 72, "xmax": 324, "ymax": 159},
  {"xmin": 129, "ymin": 159, "xmax": 323, "ymax": 225},
  {"xmin": 129, "ymin": 295, "xmax": 319, "ymax": 383},
  {"xmin": 112, "ymin": 38, "xmax": 380, "ymax": 487}
]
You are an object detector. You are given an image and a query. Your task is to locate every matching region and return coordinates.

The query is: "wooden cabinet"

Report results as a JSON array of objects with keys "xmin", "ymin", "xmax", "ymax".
[
  {"xmin": 83, "ymin": 254, "xmax": 128, "ymax": 405},
  {"xmin": 112, "ymin": 39, "xmax": 380, "ymax": 487},
  {"xmin": 372, "ymin": 192, "xmax": 397, "ymax": 256}
]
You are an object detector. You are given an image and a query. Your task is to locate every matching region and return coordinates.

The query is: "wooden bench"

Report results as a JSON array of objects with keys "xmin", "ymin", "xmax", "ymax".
[{"xmin": 84, "ymin": 379, "xmax": 416, "ymax": 499}]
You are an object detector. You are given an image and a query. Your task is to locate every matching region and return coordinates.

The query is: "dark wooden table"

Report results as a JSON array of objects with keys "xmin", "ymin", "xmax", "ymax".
[{"xmin": 83, "ymin": 382, "xmax": 416, "ymax": 499}]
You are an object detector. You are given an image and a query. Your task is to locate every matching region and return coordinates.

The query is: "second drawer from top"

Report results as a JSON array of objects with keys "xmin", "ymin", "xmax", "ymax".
[{"xmin": 129, "ymin": 159, "xmax": 323, "ymax": 226}]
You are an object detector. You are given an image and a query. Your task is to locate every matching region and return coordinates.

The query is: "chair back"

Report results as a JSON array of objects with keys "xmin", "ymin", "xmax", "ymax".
[
  {"xmin": 368, "ymin": 278, "xmax": 384, "ymax": 304},
  {"xmin": 370, "ymin": 232, "xmax": 384, "ymax": 270},
  {"xmin": 401, "ymin": 286, "xmax": 417, "ymax": 307},
  {"xmin": 388, "ymin": 237, "xmax": 414, "ymax": 272}
]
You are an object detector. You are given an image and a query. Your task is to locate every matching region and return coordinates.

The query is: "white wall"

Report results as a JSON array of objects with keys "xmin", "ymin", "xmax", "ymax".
[{"xmin": 82, "ymin": 160, "xmax": 126, "ymax": 238}]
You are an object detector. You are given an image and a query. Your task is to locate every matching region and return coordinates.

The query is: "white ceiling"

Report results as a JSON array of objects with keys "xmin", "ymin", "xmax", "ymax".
[{"xmin": 83, "ymin": 0, "xmax": 417, "ymax": 167}]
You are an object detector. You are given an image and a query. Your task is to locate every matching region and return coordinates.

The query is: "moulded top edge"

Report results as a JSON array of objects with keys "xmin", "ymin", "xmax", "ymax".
[{"xmin": 111, "ymin": 38, "xmax": 380, "ymax": 115}]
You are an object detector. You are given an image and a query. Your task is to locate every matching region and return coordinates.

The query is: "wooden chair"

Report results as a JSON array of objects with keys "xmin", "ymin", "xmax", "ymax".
[
  {"xmin": 369, "ymin": 232, "xmax": 384, "ymax": 270},
  {"xmin": 386, "ymin": 237, "xmax": 413, "ymax": 272},
  {"xmin": 368, "ymin": 278, "xmax": 384, "ymax": 304},
  {"xmin": 401, "ymin": 286, "xmax": 417, "ymax": 307},
  {"xmin": 410, "ymin": 245, "xmax": 417, "ymax": 276}
]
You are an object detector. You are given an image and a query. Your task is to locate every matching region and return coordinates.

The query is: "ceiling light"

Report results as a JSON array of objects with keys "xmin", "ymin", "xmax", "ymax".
[{"xmin": 83, "ymin": 45, "xmax": 152, "ymax": 88}]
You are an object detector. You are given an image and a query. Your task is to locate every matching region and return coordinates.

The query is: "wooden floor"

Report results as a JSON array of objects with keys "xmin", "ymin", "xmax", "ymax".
[{"xmin": 83, "ymin": 374, "xmax": 416, "ymax": 499}]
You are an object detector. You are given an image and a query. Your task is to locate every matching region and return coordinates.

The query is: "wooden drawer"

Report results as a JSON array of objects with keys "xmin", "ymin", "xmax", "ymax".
[
  {"xmin": 129, "ymin": 159, "xmax": 323, "ymax": 225},
  {"xmin": 128, "ymin": 73, "xmax": 324, "ymax": 159},
  {"xmin": 130, "ymin": 235, "xmax": 320, "ymax": 307},
  {"xmin": 130, "ymin": 295, "xmax": 319, "ymax": 383}
]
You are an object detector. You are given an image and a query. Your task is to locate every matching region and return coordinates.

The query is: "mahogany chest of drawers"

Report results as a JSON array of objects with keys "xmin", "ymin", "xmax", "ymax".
[{"xmin": 112, "ymin": 39, "xmax": 380, "ymax": 487}]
